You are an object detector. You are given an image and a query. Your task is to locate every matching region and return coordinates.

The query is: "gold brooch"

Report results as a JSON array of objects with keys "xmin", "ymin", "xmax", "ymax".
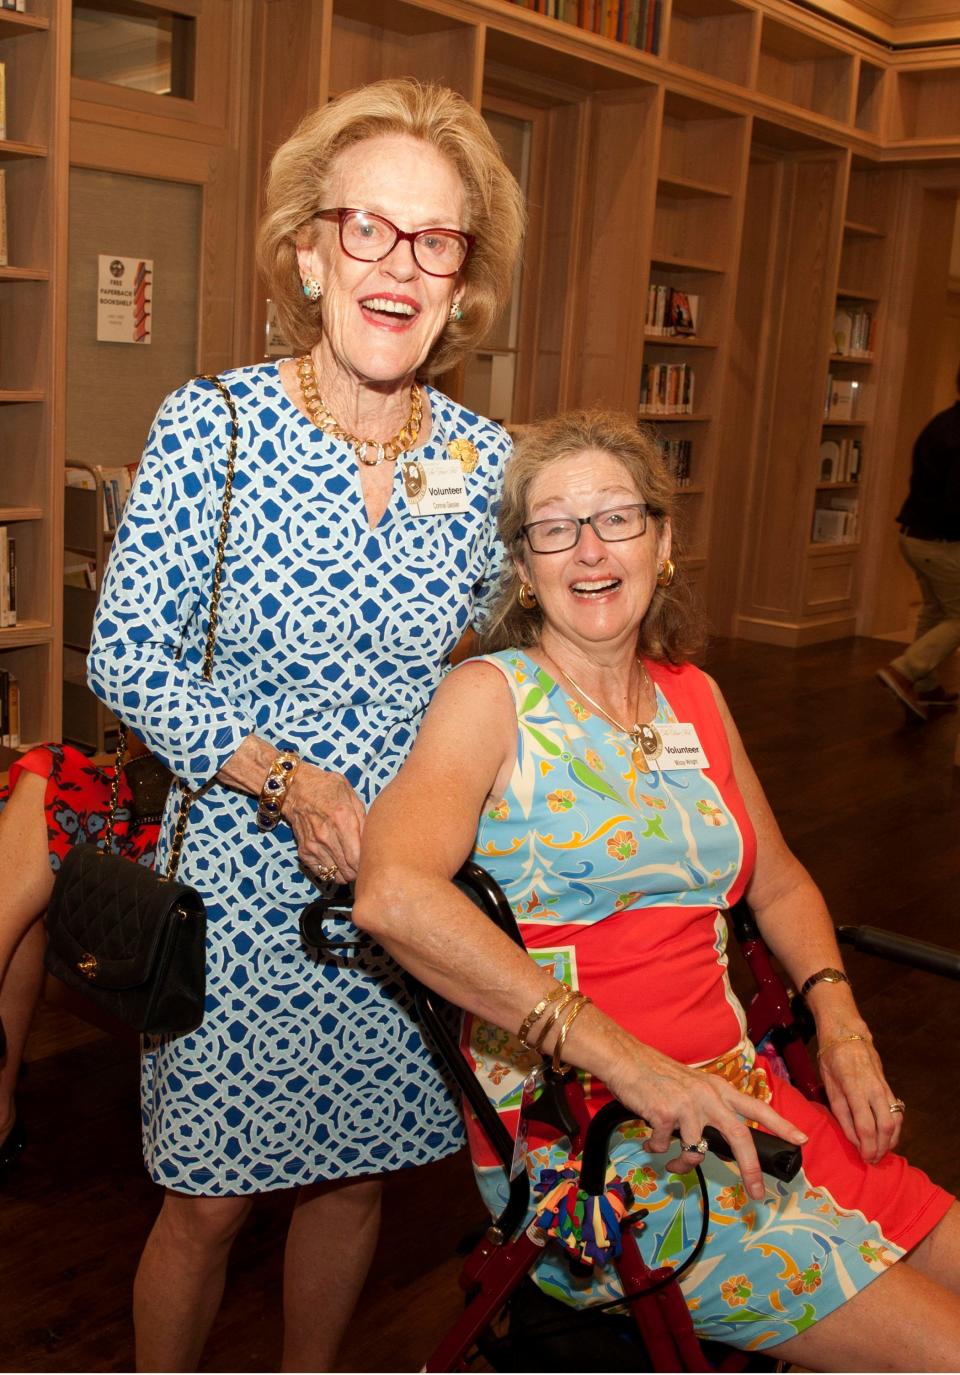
[{"xmin": 448, "ymin": 439, "xmax": 479, "ymax": 473}]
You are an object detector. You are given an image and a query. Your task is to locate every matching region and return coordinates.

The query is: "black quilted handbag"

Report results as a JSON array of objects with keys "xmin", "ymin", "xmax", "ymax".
[{"xmin": 44, "ymin": 375, "xmax": 239, "ymax": 1036}]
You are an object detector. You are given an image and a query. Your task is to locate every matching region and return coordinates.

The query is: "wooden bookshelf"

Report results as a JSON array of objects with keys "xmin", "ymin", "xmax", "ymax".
[{"xmin": 0, "ymin": 0, "xmax": 67, "ymax": 746}]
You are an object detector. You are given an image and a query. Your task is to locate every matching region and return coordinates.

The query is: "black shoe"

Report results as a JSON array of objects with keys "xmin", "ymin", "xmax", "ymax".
[
  {"xmin": 917, "ymin": 686, "xmax": 960, "ymax": 709},
  {"xmin": 0, "ymin": 1117, "xmax": 25, "ymax": 1179}
]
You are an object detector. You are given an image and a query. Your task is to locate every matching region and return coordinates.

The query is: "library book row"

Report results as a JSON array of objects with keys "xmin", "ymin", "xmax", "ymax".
[
  {"xmin": 0, "ymin": 527, "xmax": 17, "ymax": 629},
  {"xmin": 832, "ymin": 306, "xmax": 877, "ymax": 360},
  {"xmin": 812, "ymin": 495, "xmax": 859, "ymax": 545},
  {"xmin": 824, "ymin": 374, "xmax": 862, "ymax": 422},
  {"xmin": 655, "ymin": 436, "xmax": 693, "ymax": 487},
  {"xmin": 638, "ymin": 363, "xmax": 695, "ymax": 417},
  {"xmin": 645, "ymin": 286, "xmax": 701, "ymax": 338},
  {"xmin": 505, "ymin": 0, "xmax": 661, "ymax": 52}
]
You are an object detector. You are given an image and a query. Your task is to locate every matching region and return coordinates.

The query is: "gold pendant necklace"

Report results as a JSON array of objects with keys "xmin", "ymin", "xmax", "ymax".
[
  {"xmin": 295, "ymin": 353, "xmax": 422, "ymax": 466},
  {"xmin": 544, "ymin": 654, "xmax": 662, "ymax": 773}
]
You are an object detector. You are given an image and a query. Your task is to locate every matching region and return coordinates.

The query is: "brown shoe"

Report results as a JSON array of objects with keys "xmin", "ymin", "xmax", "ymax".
[{"xmin": 876, "ymin": 666, "xmax": 928, "ymax": 721}]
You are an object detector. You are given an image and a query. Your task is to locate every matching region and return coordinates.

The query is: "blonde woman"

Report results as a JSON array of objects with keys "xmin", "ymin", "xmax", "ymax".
[{"xmin": 88, "ymin": 79, "xmax": 524, "ymax": 1371}]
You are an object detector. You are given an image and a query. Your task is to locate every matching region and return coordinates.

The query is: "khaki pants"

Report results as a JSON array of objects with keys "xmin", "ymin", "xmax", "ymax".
[{"xmin": 891, "ymin": 534, "xmax": 960, "ymax": 690}]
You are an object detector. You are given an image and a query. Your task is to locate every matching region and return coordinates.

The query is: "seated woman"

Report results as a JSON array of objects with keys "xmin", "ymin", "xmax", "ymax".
[
  {"xmin": 0, "ymin": 738, "xmax": 162, "ymax": 1177},
  {"xmin": 354, "ymin": 410, "xmax": 960, "ymax": 1371}
]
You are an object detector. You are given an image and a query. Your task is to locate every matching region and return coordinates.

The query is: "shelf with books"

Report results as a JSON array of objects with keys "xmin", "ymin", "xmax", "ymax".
[
  {"xmin": 514, "ymin": 0, "xmax": 663, "ymax": 54},
  {"xmin": 61, "ymin": 465, "xmax": 135, "ymax": 751},
  {"xmin": 0, "ymin": 0, "xmax": 66, "ymax": 742},
  {"xmin": 756, "ymin": 15, "xmax": 854, "ymax": 124},
  {"xmin": 665, "ymin": 0, "xmax": 756, "ymax": 87}
]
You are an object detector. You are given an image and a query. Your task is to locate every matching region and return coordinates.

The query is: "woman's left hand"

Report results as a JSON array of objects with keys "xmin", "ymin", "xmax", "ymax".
[{"xmin": 817, "ymin": 1033, "xmax": 904, "ymax": 1163}]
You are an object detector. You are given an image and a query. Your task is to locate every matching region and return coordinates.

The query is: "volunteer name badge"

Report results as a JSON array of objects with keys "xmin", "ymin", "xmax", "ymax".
[
  {"xmin": 401, "ymin": 458, "xmax": 469, "ymax": 515},
  {"xmin": 657, "ymin": 722, "xmax": 710, "ymax": 770}
]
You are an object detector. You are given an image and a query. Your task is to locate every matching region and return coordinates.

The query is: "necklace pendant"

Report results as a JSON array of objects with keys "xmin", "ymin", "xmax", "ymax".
[{"xmin": 631, "ymin": 743, "xmax": 650, "ymax": 773}]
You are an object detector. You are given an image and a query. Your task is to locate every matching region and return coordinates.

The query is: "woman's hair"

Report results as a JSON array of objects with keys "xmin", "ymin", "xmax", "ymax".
[
  {"xmin": 480, "ymin": 410, "xmax": 705, "ymax": 664},
  {"xmin": 256, "ymin": 79, "xmax": 525, "ymax": 374}
]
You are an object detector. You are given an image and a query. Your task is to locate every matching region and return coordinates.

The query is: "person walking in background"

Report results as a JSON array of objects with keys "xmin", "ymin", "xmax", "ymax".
[{"xmin": 876, "ymin": 365, "xmax": 960, "ymax": 720}]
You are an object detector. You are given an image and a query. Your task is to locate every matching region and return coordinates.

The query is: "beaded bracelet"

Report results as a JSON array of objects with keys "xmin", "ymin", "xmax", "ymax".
[{"xmin": 256, "ymin": 749, "xmax": 301, "ymax": 832}]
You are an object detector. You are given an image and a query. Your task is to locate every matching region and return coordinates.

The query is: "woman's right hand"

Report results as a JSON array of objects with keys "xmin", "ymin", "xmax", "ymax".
[
  {"xmin": 607, "ymin": 1044, "xmax": 807, "ymax": 1200},
  {"xmin": 284, "ymin": 763, "xmax": 366, "ymax": 882}
]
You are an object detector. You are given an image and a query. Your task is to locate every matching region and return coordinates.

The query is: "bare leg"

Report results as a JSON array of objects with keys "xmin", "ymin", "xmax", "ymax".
[
  {"xmin": 766, "ymin": 1214, "xmax": 960, "ymax": 1372},
  {"xmin": 0, "ymin": 922, "xmax": 46, "ymax": 1141},
  {"xmin": 133, "ymin": 1190, "xmax": 254, "ymax": 1372},
  {"xmin": 281, "ymin": 1175, "xmax": 383, "ymax": 1372},
  {"xmin": 0, "ymin": 770, "xmax": 55, "ymax": 1145}
]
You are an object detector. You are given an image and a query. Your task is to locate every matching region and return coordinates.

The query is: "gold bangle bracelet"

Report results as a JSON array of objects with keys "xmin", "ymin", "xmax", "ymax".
[
  {"xmin": 533, "ymin": 989, "xmax": 581, "ymax": 1054},
  {"xmin": 517, "ymin": 983, "xmax": 570, "ymax": 1049},
  {"xmin": 256, "ymin": 749, "xmax": 301, "ymax": 832},
  {"xmin": 816, "ymin": 1032, "xmax": 869, "ymax": 1062},
  {"xmin": 552, "ymin": 994, "xmax": 592, "ymax": 1073}
]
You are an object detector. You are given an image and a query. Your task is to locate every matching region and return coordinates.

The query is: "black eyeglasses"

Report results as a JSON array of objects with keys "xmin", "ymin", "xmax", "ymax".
[
  {"xmin": 316, "ymin": 207, "xmax": 475, "ymax": 278},
  {"xmin": 522, "ymin": 503, "xmax": 650, "ymax": 554}
]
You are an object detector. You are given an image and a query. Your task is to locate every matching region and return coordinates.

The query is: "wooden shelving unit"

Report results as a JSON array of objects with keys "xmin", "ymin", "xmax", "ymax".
[
  {"xmin": 0, "ymin": 0, "xmax": 67, "ymax": 746},
  {"xmin": 3, "ymin": 0, "xmax": 957, "ymax": 740}
]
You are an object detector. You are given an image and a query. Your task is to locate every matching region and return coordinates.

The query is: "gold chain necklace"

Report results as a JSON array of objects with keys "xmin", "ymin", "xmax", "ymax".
[
  {"xmin": 543, "ymin": 653, "xmax": 662, "ymax": 774},
  {"xmin": 295, "ymin": 353, "xmax": 422, "ymax": 467}
]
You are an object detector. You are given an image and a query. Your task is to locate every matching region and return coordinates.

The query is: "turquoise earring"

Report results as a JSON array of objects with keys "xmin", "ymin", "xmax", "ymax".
[
  {"xmin": 302, "ymin": 277, "xmax": 322, "ymax": 302},
  {"xmin": 449, "ymin": 301, "xmax": 463, "ymax": 322}
]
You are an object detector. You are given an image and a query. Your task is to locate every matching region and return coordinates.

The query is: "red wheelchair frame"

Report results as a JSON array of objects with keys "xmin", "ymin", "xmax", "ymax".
[{"xmin": 399, "ymin": 861, "xmax": 960, "ymax": 1374}]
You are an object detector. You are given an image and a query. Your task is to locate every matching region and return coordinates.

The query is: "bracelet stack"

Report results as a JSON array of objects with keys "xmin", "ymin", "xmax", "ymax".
[
  {"xmin": 256, "ymin": 749, "xmax": 301, "ymax": 832},
  {"xmin": 518, "ymin": 983, "xmax": 592, "ymax": 1074}
]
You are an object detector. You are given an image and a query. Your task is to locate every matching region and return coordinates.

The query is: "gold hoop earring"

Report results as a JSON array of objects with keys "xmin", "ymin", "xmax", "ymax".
[
  {"xmin": 517, "ymin": 582, "xmax": 538, "ymax": 610},
  {"xmin": 656, "ymin": 558, "xmax": 676, "ymax": 588}
]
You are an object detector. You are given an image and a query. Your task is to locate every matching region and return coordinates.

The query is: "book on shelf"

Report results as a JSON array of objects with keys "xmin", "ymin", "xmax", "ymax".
[
  {"xmin": 510, "ymin": 0, "xmax": 660, "ymax": 52},
  {"xmin": 638, "ymin": 362, "xmax": 694, "ymax": 416},
  {"xmin": 0, "ymin": 61, "xmax": 6, "ymax": 142},
  {"xmin": 832, "ymin": 305, "xmax": 876, "ymax": 358},
  {"xmin": 812, "ymin": 495, "xmax": 859, "ymax": 544},
  {"xmin": 0, "ymin": 670, "xmax": 20, "ymax": 750},
  {"xmin": 646, "ymin": 285, "xmax": 701, "ymax": 337},
  {"xmin": 655, "ymin": 436, "xmax": 693, "ymax": 486},
  {"xmin": 64, "ymin": 559, "xmax": 98, "ymax": 591},
  {"xmin": 823, "ymin": 375, "xmax": 860, "ymax": 421},
  {"xmin": 0, "ymin": 526, "xmax": 15, "ymax": 629},
  {"xmin": 0, "ymin": 168, "xmax": 7, "ymax": 268},
  {"xmin": 818, "ymin": 438, "xmax": 862, "ymax": 483},
  {"xmin": 65, "ymin": 463, "xmax": 138, "ymax": 532},
  {"xmin": 0, "ymin": 3, "xmax": 28, "ymax": 12}
]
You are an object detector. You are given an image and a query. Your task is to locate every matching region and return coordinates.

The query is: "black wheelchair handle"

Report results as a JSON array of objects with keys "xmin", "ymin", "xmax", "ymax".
[
  {"xmin": 580, "ymin": 1100, "xmax": 802, "ymax": 1195},
  {"xmin": 837, "ymin": 925, "xmax": 960, "ymax": 981}
]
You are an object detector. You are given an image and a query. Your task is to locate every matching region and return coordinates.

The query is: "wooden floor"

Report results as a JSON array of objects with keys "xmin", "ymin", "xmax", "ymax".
[{"xmin": 2, "ymin": 634, "xmax": 960, "ymax": 1373}]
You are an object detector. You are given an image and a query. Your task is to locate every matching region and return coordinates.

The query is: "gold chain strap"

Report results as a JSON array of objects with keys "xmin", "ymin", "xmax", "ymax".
[{"xmin": 99, "ymin": 375, "xmax": 238, "ymax": 884}]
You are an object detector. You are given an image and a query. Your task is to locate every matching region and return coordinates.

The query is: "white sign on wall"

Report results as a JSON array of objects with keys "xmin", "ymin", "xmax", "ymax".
[{"xmin": 97, "ymin": 255, "xmax": 153, "ymax": 344}]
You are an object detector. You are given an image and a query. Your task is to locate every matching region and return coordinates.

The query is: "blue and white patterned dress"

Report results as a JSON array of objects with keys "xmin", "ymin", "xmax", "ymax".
[{"xmin": 88, "ymin": 361, "xmax": 508, "ymax": 1194}]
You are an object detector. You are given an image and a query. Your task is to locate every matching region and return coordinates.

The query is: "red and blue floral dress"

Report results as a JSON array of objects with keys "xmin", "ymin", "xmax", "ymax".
[{"xmin": 460, "ymin": 650, "xmax": 952, "ymax": 1351}]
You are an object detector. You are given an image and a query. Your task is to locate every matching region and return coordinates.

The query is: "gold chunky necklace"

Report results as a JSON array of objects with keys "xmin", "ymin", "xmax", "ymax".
[
  {"xmin": 296, "ymin": 353, "xmax": 422, "ymax": 466},
  {"xmin": 544, "ymin": 653, "xmax": 662, "ymax": 773}
]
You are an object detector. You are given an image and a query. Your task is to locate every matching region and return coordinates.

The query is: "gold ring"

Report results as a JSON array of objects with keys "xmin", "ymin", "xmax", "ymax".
[
  {"xmin": 889, "ymin": 1098, "xmax": 906, "ymax": 1115},
  {"xmin": 315, "ymin": 864, "xmax": 338, "ymax": 882}
]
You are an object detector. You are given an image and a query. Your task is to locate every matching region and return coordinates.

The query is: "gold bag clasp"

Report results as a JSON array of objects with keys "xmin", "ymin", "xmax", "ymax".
[{"xmin": 77, "ymin": 953, "xmax": 98, "ymax": 979}]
